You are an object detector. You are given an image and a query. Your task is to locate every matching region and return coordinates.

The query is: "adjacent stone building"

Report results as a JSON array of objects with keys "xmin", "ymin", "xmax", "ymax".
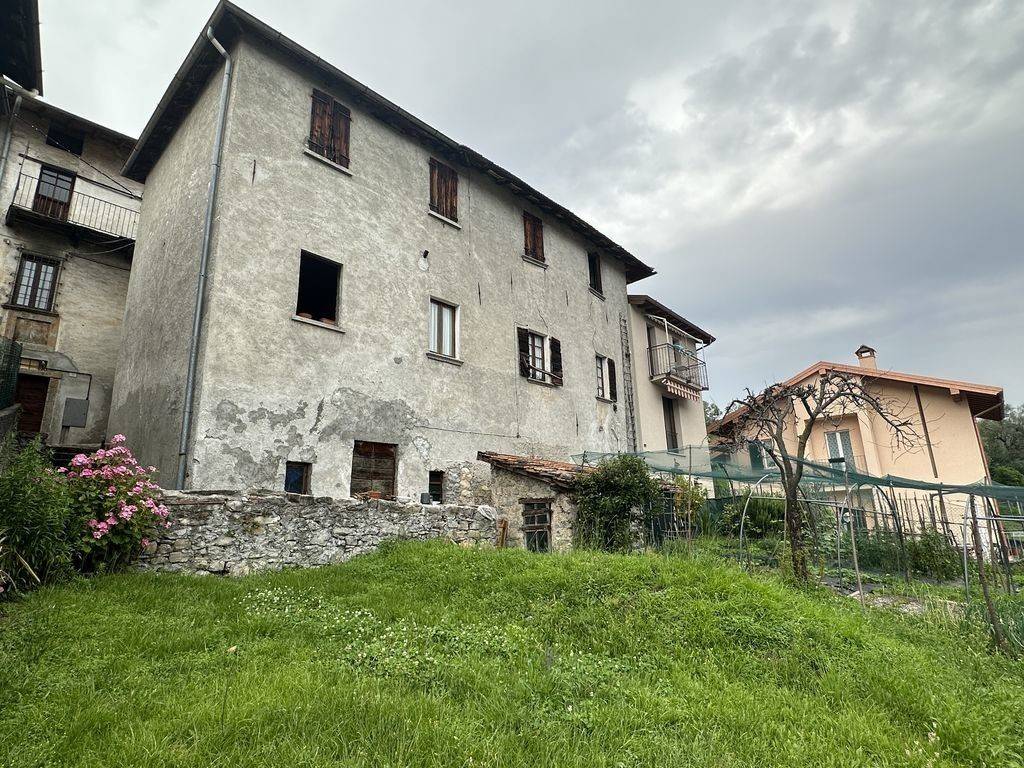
[
  {"xmin": 109, "ymin": 1, "xmax": 672, "ymax": 501},
  {"xmin": 1, "ymin": 82, "xmax": 142, "ymax": 448}
]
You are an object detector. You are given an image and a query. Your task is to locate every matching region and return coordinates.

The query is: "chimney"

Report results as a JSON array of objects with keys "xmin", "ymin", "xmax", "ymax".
[{"xmin": 855, "ymin": 344, "xmax": 877, "ymax": 370}]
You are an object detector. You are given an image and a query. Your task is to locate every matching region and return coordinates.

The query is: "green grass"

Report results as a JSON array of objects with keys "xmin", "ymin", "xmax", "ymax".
[{"xmin": 2, "ymin": 542, "xmax": 1023, "ymax": 767}]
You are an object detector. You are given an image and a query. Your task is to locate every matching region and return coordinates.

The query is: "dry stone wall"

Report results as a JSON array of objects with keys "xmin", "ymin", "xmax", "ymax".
[{"xmin": 140, "ymin": 490, "xmax": 497, "ymax": 575}]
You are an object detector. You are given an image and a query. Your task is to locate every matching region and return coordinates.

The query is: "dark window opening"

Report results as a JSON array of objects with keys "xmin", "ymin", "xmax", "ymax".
[
  {"xmin": 522, "ymin": 501, "xmax": 552, "ymax": 553},
  {"xmin": 296, "ymin": 251, "xmax": 341, "ymax": 324},
  {"xmin": 428, "ymin": 470, "xmax": 444, "ymax": 503},
  {"xmin": 12, "ymin": 254, "xmax": 59, "ymax": 311},
  {"xmin": 662, "ymin": 396, "xmax": 679, "ymax": 451},
  {"xmin": 32, "ymin": 166, "xmax": 75, "ymax": 221},
  {"xmin": 351, "ymin": 440, "xmax": 397, "ymax": 497},
  {"xmin": 308, "ymin": 89, "xmax": 351, "ymax": 167},
  {"xmin": 285, "ymin": 461, "xmax": 312, "ymax": 494},
  {"xmin": 523, "ymin": 211, "xmax": 544, "ymax": 262},
  {"xmin": 587, "ymin": 252, "xmax": 603, "ymax": 294},
  {"xmin": 607, "ymin": 358, "xmax": 617, "ymax": 402},
  {"xmin": 45, "ymin": 125, "xmax": 85, "ymax": 156},
  {"xmin": 429, "ymin": 159, "xmax": 458, "ymax": 221}
]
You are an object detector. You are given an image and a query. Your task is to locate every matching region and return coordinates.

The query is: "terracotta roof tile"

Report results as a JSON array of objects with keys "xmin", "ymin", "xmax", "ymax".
[{"xmin": 476, "ymin": 452, "xmax": 586, "ymax": 490}]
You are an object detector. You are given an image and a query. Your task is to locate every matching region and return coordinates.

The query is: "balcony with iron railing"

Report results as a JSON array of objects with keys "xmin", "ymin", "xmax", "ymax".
[
  {"xmin": 647, "ymin": 343, "xmax": 709, "ymax": 393},
  {"xmin": 6, "ymin": 161, "xmax": 140, "ymax": 242}
]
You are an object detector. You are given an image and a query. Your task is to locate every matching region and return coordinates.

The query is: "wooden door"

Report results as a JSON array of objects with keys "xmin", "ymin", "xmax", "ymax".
[
  {"xmin": 33, "ymin": 167, "xmax": 75, "ymax": 221},
  {"xmin": 351, "ymin": 441, "xmax": 397, "ymax": 497},
  {"xmin": 15, "ymin": 374, "xmax": 49, "ymax": 434}
]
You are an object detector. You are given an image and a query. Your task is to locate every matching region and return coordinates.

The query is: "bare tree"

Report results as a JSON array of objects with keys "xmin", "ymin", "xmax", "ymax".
[{"xmin": 720, "ymin": 370, "xmax": 920, "ymax": 581}]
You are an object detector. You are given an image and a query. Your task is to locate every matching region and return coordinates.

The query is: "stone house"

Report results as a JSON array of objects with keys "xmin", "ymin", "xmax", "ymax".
[
  {"xmin": 109, "ymin": 1, "xmax": 675, "ymax": 501},
  {"xmin": 0, "ymin": 80, "xmax": 142, "ymax": 448}
]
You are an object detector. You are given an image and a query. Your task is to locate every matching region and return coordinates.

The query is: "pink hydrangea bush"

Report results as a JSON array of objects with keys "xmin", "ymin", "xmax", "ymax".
[{"xmin": 60, "ymin": 434, "xmax": 169, "ymax": 570}]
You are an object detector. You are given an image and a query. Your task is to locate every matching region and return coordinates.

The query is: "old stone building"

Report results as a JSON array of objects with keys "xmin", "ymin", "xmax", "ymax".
[
  {"xmin": 110, "ymin": 1, "xmax": 670, "ymax": 500},
  {"xmin": 1, "ymin": 81, "xmax": 142, "ymax": 448}
]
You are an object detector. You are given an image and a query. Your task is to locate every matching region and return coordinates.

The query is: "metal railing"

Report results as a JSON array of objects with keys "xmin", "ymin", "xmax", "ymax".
[
  {"xmin": 647, "ymin": 343, "xmax": 709, "ymax": 390},
  {"xmin": 0, "ymin": 337, "xmax": 22, "ymax": 409},
  {"xmin": 8, "ymin": 169, "xmax": 139, "ymax": 240}
]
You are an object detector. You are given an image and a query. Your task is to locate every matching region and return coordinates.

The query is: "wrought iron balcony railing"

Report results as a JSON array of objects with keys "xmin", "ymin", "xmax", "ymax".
[
  {"xmin": 8, "ymin": 168, "xmax": 139, "ymax": 240},
  {"xmin": 648, "ymin": 343, "xmax": 709, "ymax": 391}
]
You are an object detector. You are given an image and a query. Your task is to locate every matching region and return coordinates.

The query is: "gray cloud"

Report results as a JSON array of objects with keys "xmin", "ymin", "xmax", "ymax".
[{"xmin": 38, "ymin": 0, "xmax": 1024, "ymax": 404}]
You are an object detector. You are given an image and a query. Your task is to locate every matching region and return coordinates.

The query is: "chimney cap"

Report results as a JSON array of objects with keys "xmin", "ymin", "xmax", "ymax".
[{"xmin": 855, "ymin": 344, "xmax": 876, "ymax": 358}]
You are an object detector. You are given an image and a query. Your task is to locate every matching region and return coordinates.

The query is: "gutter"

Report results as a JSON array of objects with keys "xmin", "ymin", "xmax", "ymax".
[{"xmin": 176, "ymin": 27, "xmax": 233, "ymax": 489}]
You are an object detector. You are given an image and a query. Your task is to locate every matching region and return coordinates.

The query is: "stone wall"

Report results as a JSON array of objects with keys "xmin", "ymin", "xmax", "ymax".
[
  {"xmin": 140, "ymin": 490, "xmax": 497, "ymax": 575},
  {"xmin": 0, "ymin": 404, "xmax": 19, "ymax": 443}
]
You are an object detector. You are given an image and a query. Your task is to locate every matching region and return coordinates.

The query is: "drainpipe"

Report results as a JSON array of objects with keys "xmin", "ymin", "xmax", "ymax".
[
  {"xmin": 0, "ymin": 88, "xmax": 23, "ymax": 194},
  {"xmin": 176, "ymin": 28, "xmax": 233, "ymax": 489}
]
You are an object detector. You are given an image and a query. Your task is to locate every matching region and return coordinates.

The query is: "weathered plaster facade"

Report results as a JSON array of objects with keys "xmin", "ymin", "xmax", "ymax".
[
  {"xmin": 112, "ymin": 30, "xmax": 643, "ymax": 498},
  {"xmin": 1, "ymin": 90, "xmax": 140, "ymax": 445},
  {"xmin": 488, "ymin": 466, "xmax": 577, "ymax": 552}
]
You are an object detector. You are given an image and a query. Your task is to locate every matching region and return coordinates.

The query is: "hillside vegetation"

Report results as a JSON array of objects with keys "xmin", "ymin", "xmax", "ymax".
[{"xmin": 2, "ymin": 542, "xmax": 1023, "ymax": 767}]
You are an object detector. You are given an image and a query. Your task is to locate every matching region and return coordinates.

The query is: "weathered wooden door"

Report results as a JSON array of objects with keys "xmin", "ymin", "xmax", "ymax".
[
  {"xmin": 350, "ymin": 441, "xmax": 397, "ymax": 497},
  {"xmin": 15, "ymin": 374, "xmax": 49, "ymax": 434}
]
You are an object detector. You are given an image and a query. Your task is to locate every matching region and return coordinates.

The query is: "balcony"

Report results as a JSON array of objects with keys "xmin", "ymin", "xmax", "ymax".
[
  {"xmin": 6, "ymin": 162, "xmax": 139, "ymax": 242},
  {"xmin": 648, "ymin": 343, "xmax": 708, "ymax": 398}
]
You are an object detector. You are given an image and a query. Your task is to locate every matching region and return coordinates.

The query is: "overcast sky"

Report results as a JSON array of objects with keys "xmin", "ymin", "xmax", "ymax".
[{"xmin": 38, "ymin": 0, "xmax": 1024, "ymax": 406}]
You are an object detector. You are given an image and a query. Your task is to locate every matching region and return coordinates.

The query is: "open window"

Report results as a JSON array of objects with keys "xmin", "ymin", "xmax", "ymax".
[
  {"xmin": 428, "ymin": 470, "xmax": 444, "ymax": 503},
  {"xmin": 295, "ymin": 251, "xmax": 341, "ymax": 325},
  {"xmin": 428, "ymin": 298, "xmax": 458, "ymax": 359},
  {"xmin": 595, "ymin": 355, "xmax": 617, "ymax": 401},
  {"xmin": 45, "ymin": 124, "xmax": 85, "ymax": 156},
  {"xmin": 284, "ymin": 461, "xmax": 311, "ymax": 494},
  {"xmin": 587, "ymin": 252, "xmax": 603, "ymax": 294},
  {"xmin": 516, "ymin": 328, "xmax": 562, "ymax": 386}
]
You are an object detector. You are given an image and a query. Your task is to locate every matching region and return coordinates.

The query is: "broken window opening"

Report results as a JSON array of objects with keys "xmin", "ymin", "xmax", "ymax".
[{"xmin": 296, "ymin": 251, "xmax": 341, "ymax": 324}]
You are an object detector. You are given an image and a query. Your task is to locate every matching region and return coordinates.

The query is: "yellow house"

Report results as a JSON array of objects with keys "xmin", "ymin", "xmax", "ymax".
[{"xmin": 713, "ymin": 345, "xmax": 1004, "ymax": 490}]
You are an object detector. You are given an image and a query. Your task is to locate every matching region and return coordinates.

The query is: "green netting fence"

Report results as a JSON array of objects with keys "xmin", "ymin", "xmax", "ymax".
[{"xmin": 0, "ymin": 336, "xmax": 21, "ymax": 410}]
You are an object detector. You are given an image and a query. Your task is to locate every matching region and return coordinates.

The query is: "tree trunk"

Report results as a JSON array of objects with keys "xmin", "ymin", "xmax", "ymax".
[{"xmin": 784, "ymin": 479, "xmax": 809, "ymax": 581}]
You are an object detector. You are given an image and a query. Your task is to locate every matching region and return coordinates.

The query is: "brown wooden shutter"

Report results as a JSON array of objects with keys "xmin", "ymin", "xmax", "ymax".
[
  {"xmin": 429, "ymin": 158, "xmax": 440, "ymax": 213},
  {"xmin": 549, "ymin": 337, "xmax": 563, "ymax": 386},
  {"xmin": 523, "ymin": 212, "xmax": 544, "ymax": 262},
  {"xmin": 309, "ymin": 89, "xmax": 332, "ymax": 156},
  {"xmin": 331, "ymin": 102, "xmax": 351, "ymax": 167},
  {"xmin": 607, "ymin": 358, "xmax": 617, "ymax": 401},
  {"xmin": 429, "ymin": 159, "xmax": 458, "ymax": 221},
  {"xmin": 517, "ymin": 327, "xmax": 530, "ymax": 377}
]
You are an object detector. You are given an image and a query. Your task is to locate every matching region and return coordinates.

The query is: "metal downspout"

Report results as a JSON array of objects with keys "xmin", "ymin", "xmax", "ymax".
[
  {"xmin": 0, "ymin": 89, "xmax": 23, "ymax": 193},
  {"xmin": 176, "ymin": 28, "xmax": 233, "ymax": 489}
]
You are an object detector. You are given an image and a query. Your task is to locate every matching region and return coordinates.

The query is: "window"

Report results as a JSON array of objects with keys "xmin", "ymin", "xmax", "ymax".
[
  {"xmin": 662, "ymin": 396, "xmax": 679, "ymax": 451},
  {"xmin": 33, "ymin": 166, "xmax": 75, "ymax": 220},
  {"xmin": 11, "ymin": 254, "xmax": 59, "ymax": 311},
  {"xmin": 428, "ymin": 470, "xmax": 444, "ymax": 503},
  {"xmin": 749, "ymin": 440, "xmax": 772, "ymax": 471},
  {"xmin": 308, "ymin": 89, "xmax": 351, "ymax": 167},
  {"xmin": 587, "ymin": 252, "xmax": 603, "ymax": 294},
  {"xmin": 428, "ymin": 298, "xmax": 458, "ymax": 358},
  {"xmin": 429, "ymin": 158, "xmax": 458, "ymax": 222},
  {"xmin": 351, "ymin": 440, "xmax": 397, "ymax": 497},
  {"xmin": 523, "ymin": 211, "xmax": 544, "ymax": 262},
  {"xmin": 595, "ymin": 356, "xmax": 618, "ymax": 401},
  {"xmin": 826, "ymin": 430, "xmax": 856, "ymax": 472},
  {"xmin": 284, "ymin": 461, "xmax": 311, "ymax": 494},
  {"xmin": 295, "ymin": 251, "xmax": 341, "ymax": 324},
  {"xmin": 522, "ymin": 501, "xmax": 552, "ymax": 553},
  {"xmin": 45, "ymin": 124, "xmax": 85, "ymax": 156},
  {"xmin": 517, "ymin": 328, "xmax": 563, "ymax": 386}
]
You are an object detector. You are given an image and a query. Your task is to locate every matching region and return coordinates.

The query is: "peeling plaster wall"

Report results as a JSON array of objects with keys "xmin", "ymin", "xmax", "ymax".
[
  {"xmin": 149, "ymin": 37, "xmax": 637, "ymax": 498},
  {"xmin": 1, "ymin": 99, "xmax": 138, "ymax": 445},
  {"xmin": 139, "ymin": 490, "xmax": 497, "ymax": 575},
  {"xmin": 108, "ymin": 59, "xmax": 227, "ymax": 479},
  {"xmin": 489, "ymin": 468, "xmax": 576, "ymax": 552}
]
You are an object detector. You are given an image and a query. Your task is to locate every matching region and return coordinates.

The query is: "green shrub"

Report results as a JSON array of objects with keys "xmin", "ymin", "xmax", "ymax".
[
  {"xmin": 0, "ymin": 437, "xmax": 78, "ymax": 594},
  {"xmin": 721, "ymin": 491, "xmax": 785, "ymax": 538},
  {"xmin": 572, "ymin": 455, "xmax": 662, "ymax": 551}
]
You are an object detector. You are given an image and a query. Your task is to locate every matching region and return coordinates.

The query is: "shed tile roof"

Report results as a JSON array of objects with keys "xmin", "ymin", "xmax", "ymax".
[{"xmin": 476, "ymin": 452, "xmax": 587, "ymax": 490}]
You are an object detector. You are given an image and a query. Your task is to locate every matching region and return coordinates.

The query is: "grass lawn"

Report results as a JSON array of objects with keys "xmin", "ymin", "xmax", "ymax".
[{"xmin": 2, "ymin": 541, "xmax": 1023, "ymax": 767}]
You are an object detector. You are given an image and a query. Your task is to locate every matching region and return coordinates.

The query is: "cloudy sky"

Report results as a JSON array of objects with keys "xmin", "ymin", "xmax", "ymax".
[{"xmin": 39, "ymin": 0, "xmax": 1024, "ymax": 406}]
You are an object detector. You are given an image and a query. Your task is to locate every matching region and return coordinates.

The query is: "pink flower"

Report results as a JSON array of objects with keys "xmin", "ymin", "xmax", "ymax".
[
  {"xmin": 57, "ymin": 467, "xmax": 67, "ymax": 474},
  {"xmin": 92, "ymin": 531, "xmax": 103, "ymax": 539},
  {"xmin": 111, "ymin": 434, "xmax": 126, "ymax": 444},
  {"xmin": 71, "ymin": 454, "xmax": 90, "ymax": 467},
  {"xmin": 80, "ymin": 469, "xmax": 94, "ymax": 478},
  {"xmin": 141, "ymin": 538, "xmax": 150, "ymax": 548}
]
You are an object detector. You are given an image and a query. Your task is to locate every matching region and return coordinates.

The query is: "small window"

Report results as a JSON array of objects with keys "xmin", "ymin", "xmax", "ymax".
[
  {"xmin": 45, "ymin": 124, "xmax": 85, "ymax": 156},
  {"xmin": 429, "ymin": 159, "xmax": 458, "ymax": 222},
  {"xmin": 33, "ymin": 166, "xmax": 75, "ymax": 221},
  {"xmin": 428, "ymin": 470, "xmax": 444, "ymax": 503},
  {"xmin": 595, "ymin": 355, "xmax": 618, "ymax": 401},
  {"xmin": 749, "ymin": 440, "xmax": 773, "ymax": 471},
  {"xmin": 308, "ymin": 89, "xmax": 351, "ymax": 167},
  {"xmin": 296, "ymin": 251, "xmax": 341, "ymax": 324},
  {"xmin": 587, "ymin": 252, "xmax": 603, "ymax": 294},
  {"xmin": 11, "ymin": 254, "xmax": 59, "ymax": 311},
  {"xmin": 516, "ymin": 328, "xmax": 563, "ymax": 386},
  {"xmin": 522, "ymin": 501, "xmax": 552, "ymax": 553},
  {"xmin": 284, "ymin": 461, "xmax": 311, "ymax": 494},
  {"xmin": 429, "ymin": 298, "xmax": 458, "ymax": 358},
  {"xmin": 662, "ymin": 396, "xmax": 679, "ymax": 451},
  {"xmin": 825, "ymin": 430, "xmax": 856, "ymax": 472},
  {"xmin": 523, "ymin": 211, "xmax": 544, "ymax": 262},
  {"xmin": 351, "ymin": 440, "xmax": 397, "ymax": 497}
]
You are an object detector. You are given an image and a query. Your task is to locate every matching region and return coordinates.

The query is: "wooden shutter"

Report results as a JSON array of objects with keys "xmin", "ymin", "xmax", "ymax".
[
  {"xmin": 429, "ymin": 159, "xmax": 458, "ymax": 221},
  {"xmin": 517, "ymin": 327, "xmax": 530, "ymax": 377},
  {"xmin": 309, "ymin": 89, "xmax": 333, "ymax": 157},
  {"xmin": 331, "ymin": 101, "xmax": 351, "ymax": 167},
  {"xmin": 523, "ymin": 212, "xmax": 544, "ymax": 262},
  {"xmin": 549, "ymin": 337, "xmax": 563, "ymax": 386},
  {"xmin": 588, "ymin": 252, "xmax": 602, "ymax": 293},
  {"xmin": 351, "ymin": 441, "xmax": 396, "ymax": 497},
  {"xmin": 607, "ymin": 358, "xmax": 617, "ymax": 401}
]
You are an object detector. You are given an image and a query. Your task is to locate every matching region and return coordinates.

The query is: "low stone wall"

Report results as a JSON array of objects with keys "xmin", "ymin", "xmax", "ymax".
[
  {"xmin": 140, "ymin": 490, "xmax": 498, "ymax": 575},
  {"xmin": 0, "ymin": 404, "xmax": 20, "ymax": 443}
]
